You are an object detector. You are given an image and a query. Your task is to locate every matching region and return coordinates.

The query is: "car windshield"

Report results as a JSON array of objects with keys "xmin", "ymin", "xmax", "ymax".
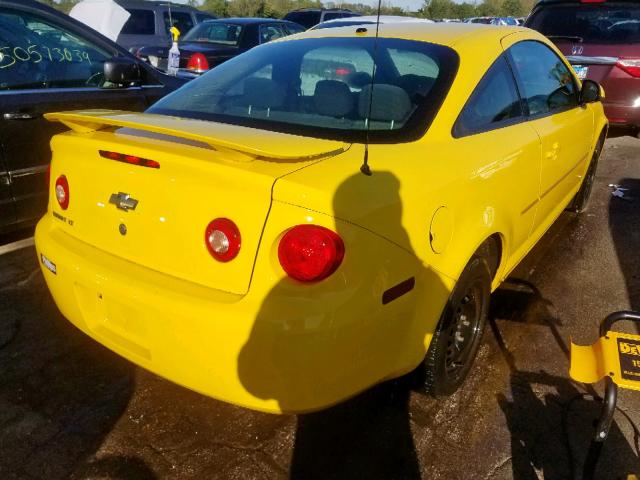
[
  {"xmin": 148, "ymin": 37, "xmax": 458, "ymax": 142},
  {"xmin": 528, "ymin": 3, "xmax": 640, "ymax": 44},
  {"xmin": 182, "ymin": 22, "xmax": 243, "ymax": 45}
]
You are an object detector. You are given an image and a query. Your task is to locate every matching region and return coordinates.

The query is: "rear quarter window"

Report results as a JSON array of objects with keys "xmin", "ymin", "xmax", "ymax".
[{"xmin": 121, "ymin": 9, "xmax": 155, "ymax": 35}]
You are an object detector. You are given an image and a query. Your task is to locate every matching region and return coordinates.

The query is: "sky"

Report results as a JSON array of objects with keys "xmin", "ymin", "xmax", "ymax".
[{"xmin": 167, "ymin": 0, "xmax": 429, "ymax": 12}]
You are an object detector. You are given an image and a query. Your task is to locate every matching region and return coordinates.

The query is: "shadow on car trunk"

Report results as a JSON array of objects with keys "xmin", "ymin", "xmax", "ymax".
[
  {"xmin": 490, "ymin": 280, "xmax": 639, "ymax": 479},
  {"xmin": 0, "ymin": 247, "xmax": 155, "ymax": 479}
]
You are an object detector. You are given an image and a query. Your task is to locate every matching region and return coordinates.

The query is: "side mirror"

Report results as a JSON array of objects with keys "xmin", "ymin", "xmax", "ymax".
[
  {"xmin": 104, "ymin": 57, "xmax": 143, "ymax": 86},
  {"xmin": 580, "ymin": 79, "xmax": 601, "ymax": 104}
]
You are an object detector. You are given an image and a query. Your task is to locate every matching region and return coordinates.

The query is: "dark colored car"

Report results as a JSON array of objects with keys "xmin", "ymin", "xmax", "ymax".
[
  {"xmin": 136, "ymin": 18, "xmax": 305, "ymax": 74},
  {"xmin": 0, "ymin": 0, "xmax": 189, "ymax": 234},
  {"xmin": 283, "ymin": 8, "xmax": 361, "ymax": 29},
  {"xmin": 115, "ymin": 0, "xmax": 215, "ymax": 52},
  {"xmin": 526, "ymin": 0, "xmax": 640, "ymax": 130}
]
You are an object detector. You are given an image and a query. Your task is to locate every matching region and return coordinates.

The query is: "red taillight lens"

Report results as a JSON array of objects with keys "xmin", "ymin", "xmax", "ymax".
[
  {"xmin": 99, "ymin": 150, "xmax": 160, "ymax": 169},
  {"xmin": 55, "ymin": 175, "xmax": 69, "ymax": 210},
  {"xmin": 278, "ymin": 225, "xmax": 344, "ymax": 282},
  {"xmin": 617, "ymin": 59, "xmax": 640, "ymax": 78},
  {"xmin": 205, "ymin": 218, "xmax": 241, "ymax": 262},
  {"xmin": 187, "ymin": 53, "xmax": 210, "ymax": 73}
]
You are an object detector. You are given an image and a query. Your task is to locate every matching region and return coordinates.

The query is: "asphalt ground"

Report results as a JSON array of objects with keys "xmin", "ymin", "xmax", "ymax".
[{"xmin": 1, "ymin": 134, "xmax": 640, "ymax": 479}]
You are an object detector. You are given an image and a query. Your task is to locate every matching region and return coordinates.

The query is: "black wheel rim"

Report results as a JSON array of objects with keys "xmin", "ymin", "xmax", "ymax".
[{"xmin": 444, "ymin": 280, "xmax": 483, "ymax": 381}]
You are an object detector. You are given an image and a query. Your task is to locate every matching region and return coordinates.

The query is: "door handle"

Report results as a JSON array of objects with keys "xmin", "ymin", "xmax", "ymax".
[{"xmin": 3, "ymin": 112, "xmax": 40, "ymax": 120}]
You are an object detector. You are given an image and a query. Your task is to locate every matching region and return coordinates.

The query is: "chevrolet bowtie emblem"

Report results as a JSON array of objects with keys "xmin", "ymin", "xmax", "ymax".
[{"xmin": 109, "ymin": 192, "xmax": 139, "ymax": 211}]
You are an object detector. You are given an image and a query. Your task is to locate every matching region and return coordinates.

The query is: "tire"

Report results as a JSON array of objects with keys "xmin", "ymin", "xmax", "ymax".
[
  {"xmin": 568, "ymin": 133, "xmax": 605, "ymax": 214},
  {"xmin": 424, "ymin": 255, "xmax": 491, "ymax": 396}
]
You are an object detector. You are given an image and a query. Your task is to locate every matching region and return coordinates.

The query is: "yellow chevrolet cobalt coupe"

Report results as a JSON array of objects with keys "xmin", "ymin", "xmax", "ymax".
[{"xmin": 36, "ymin": 23, "xmax": 607, "ymax": 413}]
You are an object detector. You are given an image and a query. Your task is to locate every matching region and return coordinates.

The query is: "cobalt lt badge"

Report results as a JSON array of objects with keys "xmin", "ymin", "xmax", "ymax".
[
  {"xmin": 109, "ymin": 192, "xmax": 138, "ymax": 212},
  {"xmin": 571, "ymin": 44, "xmax": 584, "ymax": 56}
]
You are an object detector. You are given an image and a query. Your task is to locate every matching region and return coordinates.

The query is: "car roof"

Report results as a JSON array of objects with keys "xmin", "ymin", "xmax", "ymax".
[
  {"xmin": 113, "ymin": 0, "xmax": 201, "ymax": 9},
  {"xmin": 295, "ymin": 22, "xmax": 531, "ymax": 48},
  {"xmin": 200, "ymin": 17, "xmax": 294, "ymax": 25},
  {"xmin": 287, "ymin": 8, "xmax": 357, "ymax": 12},
  {"xmin": 319, "ymin": 15, "xmax": 433, "ymax": 24}
]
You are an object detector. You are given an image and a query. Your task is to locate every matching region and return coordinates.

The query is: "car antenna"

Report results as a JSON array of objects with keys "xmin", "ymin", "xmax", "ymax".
[{"xmin": 360, "ymin": 0, "xmax": 383, "ymax": 177}]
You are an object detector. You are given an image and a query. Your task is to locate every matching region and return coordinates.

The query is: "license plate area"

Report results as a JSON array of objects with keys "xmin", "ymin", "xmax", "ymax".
[{"xmin": 573, "ymin": 64, "xmax": 589, "ymax": 80}]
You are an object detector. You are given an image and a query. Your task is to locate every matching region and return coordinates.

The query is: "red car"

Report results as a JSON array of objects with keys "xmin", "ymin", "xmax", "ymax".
[{"xmin": 527, "ymin": 0, "xmax": 640, "ymax": 130}]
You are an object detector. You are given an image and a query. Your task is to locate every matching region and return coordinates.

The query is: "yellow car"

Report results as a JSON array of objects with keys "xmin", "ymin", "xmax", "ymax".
[{"xmin": 35, "ymin": 23, "xmax": 607, "ymax": 414}]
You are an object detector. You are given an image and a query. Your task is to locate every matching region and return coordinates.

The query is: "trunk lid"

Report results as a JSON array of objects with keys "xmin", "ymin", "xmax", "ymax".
[{"xmin": 46, "ymin": 110, "xmax": 349, "ymax": 295}]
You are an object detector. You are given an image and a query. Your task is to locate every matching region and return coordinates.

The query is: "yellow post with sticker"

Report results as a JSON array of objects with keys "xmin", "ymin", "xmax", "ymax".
[{"xmin": 570, "ymin": 310, "xmax": 640, "ymax": 480}]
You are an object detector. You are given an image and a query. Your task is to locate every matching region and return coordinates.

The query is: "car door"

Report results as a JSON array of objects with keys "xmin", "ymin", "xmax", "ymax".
[
  {"xmin": 0, "ymin": 152, "xmax": 15, "ymax": 231},
  {"xmin": 451, "ymin": 54, "xmax": 541, "ymax": 269},
  {"xmin": 506, "ymin": 39, "xmax": 594, "ymax": 233},
  {"xmin": 0, "ymin": 4, "xmax": 152, "ymax": 228}
]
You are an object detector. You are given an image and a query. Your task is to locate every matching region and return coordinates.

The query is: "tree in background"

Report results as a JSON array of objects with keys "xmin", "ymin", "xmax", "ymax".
[
  {"xmin": 37, "ymin": 0, "xmax": 80, "ymax": 13},
  {"xmin": 501, "ymin": 0, "xmax": 524, "ymax": 16},
  {"xmin": 420, "ymin": 0, "xmax": 530, "ymax": 19}
]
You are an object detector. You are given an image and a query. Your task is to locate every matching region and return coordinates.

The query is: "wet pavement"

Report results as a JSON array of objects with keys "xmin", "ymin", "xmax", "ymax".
[{"xmin": 1, "ymin": 135, "xmax": 640, "ymax": 479}]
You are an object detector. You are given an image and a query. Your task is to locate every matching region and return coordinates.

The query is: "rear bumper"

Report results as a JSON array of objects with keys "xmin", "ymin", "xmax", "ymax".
[
  {"xmin": 603, "ymin": 101, "xmax": 640, "ymax": 128},
  {"xmin": 35, "ymin": 214, "xmax": 437, "ymax": 413}
]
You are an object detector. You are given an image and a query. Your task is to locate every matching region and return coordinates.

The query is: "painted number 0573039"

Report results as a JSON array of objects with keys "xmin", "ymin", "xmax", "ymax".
[{"xmin": 0, "ymin": 44, "xmax": 92, "ymax": 69}]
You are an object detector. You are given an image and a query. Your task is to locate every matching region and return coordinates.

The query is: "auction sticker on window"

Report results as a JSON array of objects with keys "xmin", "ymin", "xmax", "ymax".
[{"xmin": 618, "ymin": 337, "xmax": 640, "ymax": 381}]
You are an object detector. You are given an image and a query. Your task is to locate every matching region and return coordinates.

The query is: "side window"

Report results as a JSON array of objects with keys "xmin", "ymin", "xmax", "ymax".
[
  {"xmin": 453, "ymin": 56, "xmax": 523, "ymax": 137},
  {"xmin": 259, "ymin": 25, "xmax": 286, "ymax": 44},
  {"xmin": 0, "ymin": 8, "xmax": 112, "ymax": 90},
  {"xmin": 163, "ymin": 12, "xmax": 194, "ymax": 37},
  {"xmin": 322, "ymin": 12, "xmax": 343, "ymax": 21},
  {"xmin": 196, "ymin": 14, "xmax": 213, "ymax": 24},
  {"xmin": 121, "ymin": 9, "xmax": 155, "ymax": 35},
  {"xmin": 285, "ymin": 23, "xmax": 306, "ymax": 35},
  {"xmin": 508, "ymin": 41, "xmax": 579, "ymax": 116}
]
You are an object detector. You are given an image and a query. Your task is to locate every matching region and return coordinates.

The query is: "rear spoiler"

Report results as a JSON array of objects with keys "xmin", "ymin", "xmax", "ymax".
[{"xmin": 45, "ymin": 110, "xmax": 349, "ymax": 161}]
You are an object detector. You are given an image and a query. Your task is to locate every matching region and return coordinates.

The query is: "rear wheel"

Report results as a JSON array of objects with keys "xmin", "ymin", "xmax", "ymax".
[
  {"xmin": 424, "ymin": 255, "xmax": 491, "ymax": 396},
  {"xmin": 568, "ymin": 132, "xmax": 605, "ymax": 213}
]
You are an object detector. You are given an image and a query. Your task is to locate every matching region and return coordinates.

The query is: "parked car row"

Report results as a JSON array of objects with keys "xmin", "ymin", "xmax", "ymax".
[
  {"xmin": 525, "ymin": 0, "xmax": 640, "ymax": 132},
  {"xmin": 0, "ymin": 0, "xmax": 189, "ymax": 234},
  {"xmin": 136, "ymin": 18, "xmax": 305, "ymax": 74}
]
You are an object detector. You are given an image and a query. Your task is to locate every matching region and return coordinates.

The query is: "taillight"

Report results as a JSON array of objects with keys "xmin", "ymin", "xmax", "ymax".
[
  {"xmin": 187, "ymin": 53, "xmax": 210, "ymax": 73},
  {"xmin": 205, "ymin": 218, "xmax": 241, "ymax": 262},
  {"xmin": 55, "ymin": 175, "xmax": 69, "ymax": 210},
  {"xmin": 99, "ymin": 150, "xmax": 160, "ymax": 169},
  {"xmin": 278, "ymin": 225, "xmax": 344, "ymax": 283},
  {"xmin": 617, "ymin": 59, "xmax": 640, "ymax": 78}
]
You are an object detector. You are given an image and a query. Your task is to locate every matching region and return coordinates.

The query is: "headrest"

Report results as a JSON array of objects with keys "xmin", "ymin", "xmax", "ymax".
[
  {"xmin": 358, "ymin": 84, "xmax": 412, "ymax": 122},
  {"xmin": 243, "ymin": 77, "xmax": 285, "ymax": 109},
  {"xmin": 314, "ymin": 80, "xmax": 353, "ymax": 117},
  {"xmin": 396, "ymin": 74, "xmax": 435, "ymax": 98}
]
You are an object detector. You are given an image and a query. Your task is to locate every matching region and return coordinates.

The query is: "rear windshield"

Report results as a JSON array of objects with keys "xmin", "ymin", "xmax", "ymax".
[
  {"xmin": 148, "ymin": 37, "xmax": 458, "ymax": 143},
  {"xmin": 182, "ymin": 22, "xmax": 243, "ymax": 45},
  {"xmin": 527, "ymin": 3, "xmax": 640, "ymax": 44}
]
